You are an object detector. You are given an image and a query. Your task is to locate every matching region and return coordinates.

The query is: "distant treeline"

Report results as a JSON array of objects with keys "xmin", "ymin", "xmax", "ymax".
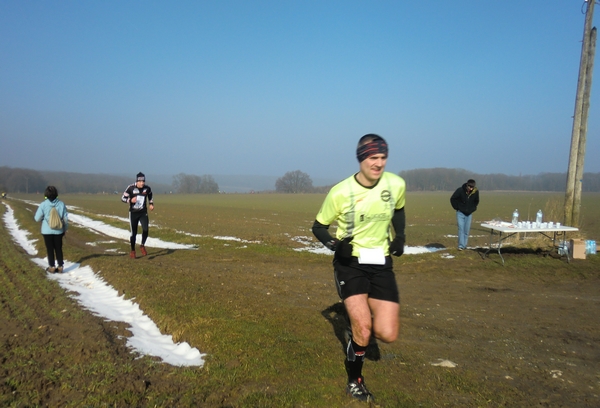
[
  {"xmin": 2, "ymin": 166, "xmax": 600, "ymax": 194},
  {"xmin": 0, "ymin": 167, "xmax": 173, "ymax": 194},
  {"xmin": 399, "ymin": 168, "xmax": 600, "ymax": 192}
]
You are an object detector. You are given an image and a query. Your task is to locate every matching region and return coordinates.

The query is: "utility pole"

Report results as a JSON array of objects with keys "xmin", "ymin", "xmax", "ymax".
[
  {"xmin": 565, "ymin": 0, "xmax": 596, "ymax": 227},
  {"xmin": 573, "ymin": 27, "xmax": 597, "ymax": 225}
]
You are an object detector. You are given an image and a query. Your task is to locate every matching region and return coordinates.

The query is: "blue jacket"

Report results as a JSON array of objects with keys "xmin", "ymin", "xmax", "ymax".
[{"xmin": 34, "ymin": 198, "xmax": 68, "ymax": 235}]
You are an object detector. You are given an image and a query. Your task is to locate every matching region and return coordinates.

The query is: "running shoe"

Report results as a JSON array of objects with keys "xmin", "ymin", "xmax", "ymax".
[
  {"xmin": 57, "ymin": 266, "xmax": 64, "ymax": 273},
  {"xmin": 46, "ymin": 266, "xmax": 56, "ymax": 273},
  {"xmin": 130, "ymin": 251, "xmax": 136, "ymax": 259},
  {"xmin": 346, "ymin": 376, "xmax": 374, "ymax": 402},
  {"xmin": 140, "ymin": 245, "xmax": 147, "ymax": 256}
]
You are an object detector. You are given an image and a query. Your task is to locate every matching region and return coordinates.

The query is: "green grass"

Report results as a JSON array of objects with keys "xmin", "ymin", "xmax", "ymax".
[{"xmin": 2, "ymin": 193, "xmax": 600, "ymax": 407}]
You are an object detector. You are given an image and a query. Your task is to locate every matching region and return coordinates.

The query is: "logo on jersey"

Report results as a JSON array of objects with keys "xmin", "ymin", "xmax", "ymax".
[
  {"xmin": 381, "ymin": 190, "xmax": 391, "ymax": 202},
  {"xmin": 360, "ymin": 213, "xmax": 388, "ymax": 223}
]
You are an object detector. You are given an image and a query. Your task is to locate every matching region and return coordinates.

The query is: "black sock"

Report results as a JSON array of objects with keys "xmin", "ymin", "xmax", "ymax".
[{"xmin": 345, "ymin": 339, "xmax": 367, "ymax": 381}]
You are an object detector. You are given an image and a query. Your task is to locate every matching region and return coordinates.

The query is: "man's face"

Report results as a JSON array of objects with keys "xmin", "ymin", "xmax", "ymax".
[
  {"xmin": 359, "ymin": 153, "xmax": 387, "ymax": 184},
  {"xmin": 136, "ymin": 180, "xmax": 145, "ymax": 188}
]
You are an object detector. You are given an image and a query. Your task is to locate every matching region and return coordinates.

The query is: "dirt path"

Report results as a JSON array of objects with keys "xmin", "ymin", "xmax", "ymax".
[{"xmin": 397, "ymin": 254, "xmax": 600, "ymax": 407}]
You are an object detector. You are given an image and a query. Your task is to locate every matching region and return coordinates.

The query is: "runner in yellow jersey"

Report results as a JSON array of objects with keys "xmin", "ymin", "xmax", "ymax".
[{"xmin": 312, "ymin": 134, "xmax": 406, "ymax": 403}]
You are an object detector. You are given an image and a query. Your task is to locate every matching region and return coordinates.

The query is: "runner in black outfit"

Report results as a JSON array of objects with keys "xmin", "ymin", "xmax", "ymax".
[{"xmin": 121, "ymin": 172, "xmax": 154, "ymax": 258}]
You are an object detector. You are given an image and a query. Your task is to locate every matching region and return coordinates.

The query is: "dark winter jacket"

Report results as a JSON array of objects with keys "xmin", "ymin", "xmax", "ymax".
[
  {"xmin": 121, "ymin": 184, "xmax": 153, "ymax": 213},
  {"xmin": 450, "ymin": 183, "xmax": 479, "ymax": 216}
]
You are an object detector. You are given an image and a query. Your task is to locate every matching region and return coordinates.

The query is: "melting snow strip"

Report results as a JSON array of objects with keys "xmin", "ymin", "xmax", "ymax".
[{"xmin": 2, "ymin": 202, "xmax": 205, "ymax": 367}]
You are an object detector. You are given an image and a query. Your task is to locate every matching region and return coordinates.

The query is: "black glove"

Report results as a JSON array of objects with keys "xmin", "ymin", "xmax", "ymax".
[
  {"xmin": 332, "ymin": 236, "xmax": 354, "ymax": 258},
  {"xmin": 390, "ymin": 236, "xmax": 405, "ymax": 257}
]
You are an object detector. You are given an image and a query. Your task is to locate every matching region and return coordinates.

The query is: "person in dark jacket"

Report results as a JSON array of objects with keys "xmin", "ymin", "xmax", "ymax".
[
  {"xmin": 34, "ymin": 186, "xmax": 68, "ymax": 273},
  {"xmin": 450, "ymin": 179, "xmax": 479, "ymax": 250},
  {"xmin": 121, "ymin": 172, "xmax": 154, "ymax": 258}
]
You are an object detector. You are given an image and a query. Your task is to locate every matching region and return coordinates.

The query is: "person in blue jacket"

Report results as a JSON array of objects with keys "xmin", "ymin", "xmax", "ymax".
[{"xmin": 34, "ymin": 186, "xmax": 68, "ymax": 273}]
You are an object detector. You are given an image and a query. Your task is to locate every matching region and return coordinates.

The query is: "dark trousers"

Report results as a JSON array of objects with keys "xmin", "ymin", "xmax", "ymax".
[
  {"xmin": 129, "ymin": 211, "xmax": 149, "ymax": 250},
  {"xmin": 43, "ymin": 234, "xmax": 64, "ymax": 267}
]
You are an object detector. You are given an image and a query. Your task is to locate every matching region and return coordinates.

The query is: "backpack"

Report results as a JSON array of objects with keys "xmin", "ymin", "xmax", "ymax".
[{"xmin": 48, "ymin": 206, "xmax": 63, "ymax": 230}]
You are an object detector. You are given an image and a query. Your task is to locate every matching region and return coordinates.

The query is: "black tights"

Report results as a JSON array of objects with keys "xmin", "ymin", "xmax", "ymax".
[
  {"xmin": 43, "ymin": 234, "xmax": 64, "ymax": 267},
  {"xmin": 129, "ymin": 212, "xmax": 149, "ymax": 250}
]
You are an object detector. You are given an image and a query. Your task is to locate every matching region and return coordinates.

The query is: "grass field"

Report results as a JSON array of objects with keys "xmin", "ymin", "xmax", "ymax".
[
  {"xmin": 1, "ymin": 191, "xmax": 599, "ymax": 407},
  {"xmin": 41, "ymin": 191, "xmax": 600, "ymax": 248}
]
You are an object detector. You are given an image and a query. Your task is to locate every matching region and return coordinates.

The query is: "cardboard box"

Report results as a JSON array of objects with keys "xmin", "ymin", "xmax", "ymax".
[{"xmin": 570, "ymin": 239, "xmax": 586, "ymax": 260}]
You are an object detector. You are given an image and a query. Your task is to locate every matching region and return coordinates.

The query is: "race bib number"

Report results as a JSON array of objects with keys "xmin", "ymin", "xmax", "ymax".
[
  {"xmin": 358, "ymin": 247, "xmax": 386, "ymax": 265},
  {"xmin": 133, "ymin": 195, "xmax": 145, "ymax": 210}
]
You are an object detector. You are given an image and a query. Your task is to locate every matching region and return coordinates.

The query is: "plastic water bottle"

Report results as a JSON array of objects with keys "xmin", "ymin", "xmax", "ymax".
[
  {"xmin": 536, "ymin": 210, "xmax": 543, "ymax": 227},
  {"xmin": 512, "ymin": 209, "xmax": 519, "ymax": 226}
]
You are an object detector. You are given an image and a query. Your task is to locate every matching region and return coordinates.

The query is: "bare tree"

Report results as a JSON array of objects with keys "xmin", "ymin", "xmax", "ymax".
[
  {"xmin": 172, "ymin": 173, "xmax": 196, "ymax": 193},
  {"xmin": 198, "ymin": 175, "xmax": 219, "ymax": 193},
  {"xmin": 275, "ymin": 170, "xmax": 313, "ymax": 193},
  {"xmin": 172, "ymin": 173, "xmax": 219, "ymax": 193},
  {"xmin": 0, "ymin": 167, "xmax": 47, "ymax": 193}
]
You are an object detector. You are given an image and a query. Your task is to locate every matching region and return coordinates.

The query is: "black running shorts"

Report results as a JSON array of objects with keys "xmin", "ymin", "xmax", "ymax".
[{"xmin": 333, "ymin": 256, "xmax": 399, "ymax": 303}]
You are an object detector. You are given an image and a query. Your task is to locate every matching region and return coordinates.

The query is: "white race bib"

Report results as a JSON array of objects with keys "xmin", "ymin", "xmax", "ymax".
[
  {"xmin": 133, "ymin": 195, "xmax": 145, "ymax": 210},
  {"xmin": 358, "ymin": 247, "xmax": 386, "ymax": 265}
]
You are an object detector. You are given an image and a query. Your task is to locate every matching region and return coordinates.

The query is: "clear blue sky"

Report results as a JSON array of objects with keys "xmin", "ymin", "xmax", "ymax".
[{"xmin": 1, "ymin": 1, "xmax": 598, "ymax": 184}]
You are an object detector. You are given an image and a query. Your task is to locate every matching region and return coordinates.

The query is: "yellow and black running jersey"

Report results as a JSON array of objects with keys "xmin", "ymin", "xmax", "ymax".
[{"xmin": 316, "ymin": 172, "xmax": 406, "ymax": 257}]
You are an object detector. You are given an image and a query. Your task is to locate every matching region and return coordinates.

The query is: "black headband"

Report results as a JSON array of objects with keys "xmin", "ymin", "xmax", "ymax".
[{"xmin": 356, "ymin": 139, "xmax": 388, "ymax": 162}]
